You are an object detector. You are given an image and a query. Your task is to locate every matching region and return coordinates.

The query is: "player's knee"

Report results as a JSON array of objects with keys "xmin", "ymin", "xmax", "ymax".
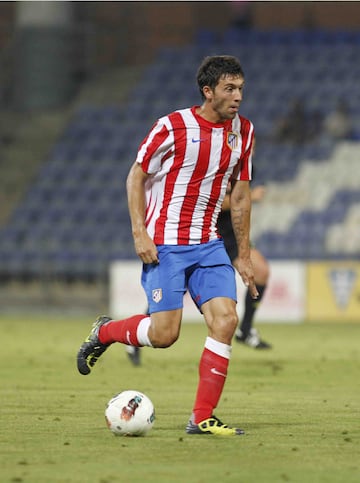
[
  {"xmin": 213, "ymin": 311, "xmax": 238, "ymax": 340},
  {"xmin": 149, "ymin": 327, "xmax": 179, "ymax": 348},
  {"xmin": 263, "ymin": 264, "xmax": 270, "ymax": 283},
  {"xmin": 148, "ymin": 310, "xmax": 182, "ymax": 348},
  {"xmin": 255, "ymin": 261, "xmax": 270, "ymax": 285}
]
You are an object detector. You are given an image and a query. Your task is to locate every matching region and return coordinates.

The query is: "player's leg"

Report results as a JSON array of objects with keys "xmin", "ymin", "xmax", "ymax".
[
  {"xmin": 126, "ymin": 306, "xmax": 149, "ymax": 366},
  {"xmin": 77, "ymin": 309, "xmax": 183, "ymax": 375},
  {"xmin": 186, "ymin": 296, "xmax": 244, "ymax": 436},
  {"xmin": 235, "ymin": 247, "xmax": 271, "ymax": 349},
  {"xmin": 186, "ymin": 258, "xmax": 244, "ymax": 435},
  {"xmin": 194, "ymin": 295, "xmax": 237, "ymax": 418},
  {"xmin": 77, "ymin": 247, "xmax": 185, "ymax": 375}
]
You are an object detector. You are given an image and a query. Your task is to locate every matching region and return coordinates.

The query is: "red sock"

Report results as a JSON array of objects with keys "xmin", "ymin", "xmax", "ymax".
[
  {"xmin": 192, "ymin": 346, "xmax": 230, "ymax": 424},
  {"xmin": 98, "ymin": 315, "xmax": 146, "ymax": 346}
]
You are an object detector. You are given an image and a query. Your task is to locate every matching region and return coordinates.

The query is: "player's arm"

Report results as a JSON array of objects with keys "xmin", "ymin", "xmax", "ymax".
[
  {"xmin": 126, "ymin": 162, "xmax": 159, "ymax": 264},
  {"xmin": 230, "ymin": 180, "xmax": 258, "ymax": 299}
]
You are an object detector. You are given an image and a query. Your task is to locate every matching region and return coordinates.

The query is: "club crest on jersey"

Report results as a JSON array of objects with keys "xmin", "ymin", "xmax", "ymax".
[
  {"xmin": 152, "ymin": 288, "xmax": 162, "ymax": 303},
  {"xmin": 226, "ymin": 132, "xmax": 238, "ymax": 150}
]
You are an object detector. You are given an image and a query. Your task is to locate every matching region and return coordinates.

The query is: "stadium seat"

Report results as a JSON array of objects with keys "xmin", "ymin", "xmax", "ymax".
[{"xmin": 0, "ymin": 28, "xmax": 359, "ymax": 281}]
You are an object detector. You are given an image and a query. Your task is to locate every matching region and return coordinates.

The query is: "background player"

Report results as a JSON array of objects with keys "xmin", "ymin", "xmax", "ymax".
[{"xmin": 218, "ymin": 182, "xmax": 271, "ymax": 349}]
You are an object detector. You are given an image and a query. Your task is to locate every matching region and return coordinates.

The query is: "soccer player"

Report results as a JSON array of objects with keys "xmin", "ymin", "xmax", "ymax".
[
  {"xmin": 77, "ymin": 55, "xmax": 258, "ymax": 436},
  {"xmin": 218, "ymin": 183, "xmax": 271, "ymax": 349}
]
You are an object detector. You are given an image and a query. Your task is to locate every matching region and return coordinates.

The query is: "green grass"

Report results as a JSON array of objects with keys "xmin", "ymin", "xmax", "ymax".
[{"xmin": 0, "ymin": 314, "xmax": 359, "ymax": 483}]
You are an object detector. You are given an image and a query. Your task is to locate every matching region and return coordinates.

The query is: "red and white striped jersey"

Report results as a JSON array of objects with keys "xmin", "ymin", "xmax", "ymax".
[{"xmin": 135, "ymin": 106, "xmax": 254, "ymax": 245}]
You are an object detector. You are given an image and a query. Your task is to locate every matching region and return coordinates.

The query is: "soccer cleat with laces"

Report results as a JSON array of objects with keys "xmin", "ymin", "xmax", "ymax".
[
  {"xmin": 77, "ymin": 315, "xmax": 112, "ymax": 375},
  {"xmin": 235, "ymin": 328, "xmax": 272, "ymax": 349},
  {"xmin": 185, "ymin": 415, "xmax": 244, "ymax": 436}
]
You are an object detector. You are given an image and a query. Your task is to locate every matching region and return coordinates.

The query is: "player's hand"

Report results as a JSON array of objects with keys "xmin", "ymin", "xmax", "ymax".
[
  {"xmin": 134, "ymin": 233, "xmax": 159, "ymax": 264},
  {"xmin": 232, "ymin": 256, "xmax": 259, "ymax": 299}
]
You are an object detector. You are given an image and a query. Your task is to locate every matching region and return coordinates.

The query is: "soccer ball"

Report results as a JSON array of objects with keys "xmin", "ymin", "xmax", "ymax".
[{"xmin": 105, "ymin": 390, "xmax": 155, "ymax": 436}]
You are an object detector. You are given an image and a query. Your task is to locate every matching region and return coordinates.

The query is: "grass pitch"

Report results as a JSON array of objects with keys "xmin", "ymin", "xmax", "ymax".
[{"xmin": 0, "ymin": 314, "xmax": 359, "ymax": 483}]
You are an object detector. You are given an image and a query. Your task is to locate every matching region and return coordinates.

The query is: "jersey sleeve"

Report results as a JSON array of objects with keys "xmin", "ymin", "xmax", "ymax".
[
  {"xmin": 233, "ymin": 119, "xmax": 255, "ymax": 182},
  {"xmin": 135, "ymin": 119, "xmax": 173, "ymax": 174}
]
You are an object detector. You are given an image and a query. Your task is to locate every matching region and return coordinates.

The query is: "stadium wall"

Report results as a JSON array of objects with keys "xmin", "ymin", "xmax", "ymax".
[
  {"xmin": 1, "ymin": 3, "xmax": 360, "ymax": 79},
  {"xmin": 253, "ymin": 1, "xmax": 360, "ymax": 29},
  {"xmin": 109, "ymin": 260, "xmax": 360, "ymax": 323}
]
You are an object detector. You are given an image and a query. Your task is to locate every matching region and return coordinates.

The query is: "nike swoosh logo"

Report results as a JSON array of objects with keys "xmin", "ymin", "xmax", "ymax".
[
  {"xmin": 126, "ymin": 330, "xmax": 132, "ymax": 345},
  {"xmin": 210, "ymin": 367, "xmax": 227, "ymax": 377},
  {"xmin": 192, "ymin": 138, "xmax": 205, "ymax": 143}
]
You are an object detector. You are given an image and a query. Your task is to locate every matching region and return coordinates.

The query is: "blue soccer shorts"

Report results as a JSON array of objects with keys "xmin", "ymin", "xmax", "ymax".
[{"xmin": 141, "ymin": 238, "xmax": 237, "ymax": 314}]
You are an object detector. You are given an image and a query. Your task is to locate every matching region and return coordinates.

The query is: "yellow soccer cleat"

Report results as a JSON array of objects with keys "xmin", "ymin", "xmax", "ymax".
[{"xmin": 185, "ymin": 415, "xmax": 244, "ymax": 436}]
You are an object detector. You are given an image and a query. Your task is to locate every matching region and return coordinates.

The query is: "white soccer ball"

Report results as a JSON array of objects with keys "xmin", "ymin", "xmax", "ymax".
[{"xmin": 105, "ymin": 390, "xmax": 155, "ymax": 436}]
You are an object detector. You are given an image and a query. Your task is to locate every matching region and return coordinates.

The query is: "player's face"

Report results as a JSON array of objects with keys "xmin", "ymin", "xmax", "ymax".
[{"xmin": 206, "ymin": 74, "xmax": 244, "ymax": 122}]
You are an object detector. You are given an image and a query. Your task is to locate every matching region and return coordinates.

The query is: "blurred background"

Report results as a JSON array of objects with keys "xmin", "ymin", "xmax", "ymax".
[{"xmin": 0, "ymin": 1, "xmax": 359, "ymax": 319}]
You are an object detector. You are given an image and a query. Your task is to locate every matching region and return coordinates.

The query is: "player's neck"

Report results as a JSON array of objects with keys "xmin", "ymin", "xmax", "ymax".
[{"xmin": 196, "ymin": 104, "xmax": 226, "ymax": 124}]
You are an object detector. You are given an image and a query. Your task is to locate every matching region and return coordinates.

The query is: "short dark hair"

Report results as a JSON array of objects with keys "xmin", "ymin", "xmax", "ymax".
[{"xmin": 196, "ymin": 55, "xmax": 244, "ymax": 100}]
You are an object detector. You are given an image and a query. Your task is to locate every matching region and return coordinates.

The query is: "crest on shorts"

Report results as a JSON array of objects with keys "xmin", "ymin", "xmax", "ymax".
[
  {"xmin": 152, "ymin": 288, "xmax": 162, "ymax": 303},
  {"xmin": 226, "ymin": 132, "xmax": 238, "ymax": 150}
]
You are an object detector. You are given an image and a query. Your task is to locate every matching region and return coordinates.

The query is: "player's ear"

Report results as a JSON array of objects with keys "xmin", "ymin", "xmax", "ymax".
[{"xmin": 203, "ymin": 86, "xmax": 213, "ymax": 100}]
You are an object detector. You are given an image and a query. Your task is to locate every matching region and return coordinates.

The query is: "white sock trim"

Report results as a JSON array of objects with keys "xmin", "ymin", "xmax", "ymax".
[
  {"xmin": 136, "ymin": 316, "xmax": 153, "ymax": 347},
  {"xmin": 205, "ymin": 336, "xmax": 231, "ymax": 359}
]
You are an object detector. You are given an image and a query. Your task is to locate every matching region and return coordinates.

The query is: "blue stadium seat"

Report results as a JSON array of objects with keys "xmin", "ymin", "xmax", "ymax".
[{"xmin": 1, "ymin": 28, "xmax": 359, "ymax": 280}]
